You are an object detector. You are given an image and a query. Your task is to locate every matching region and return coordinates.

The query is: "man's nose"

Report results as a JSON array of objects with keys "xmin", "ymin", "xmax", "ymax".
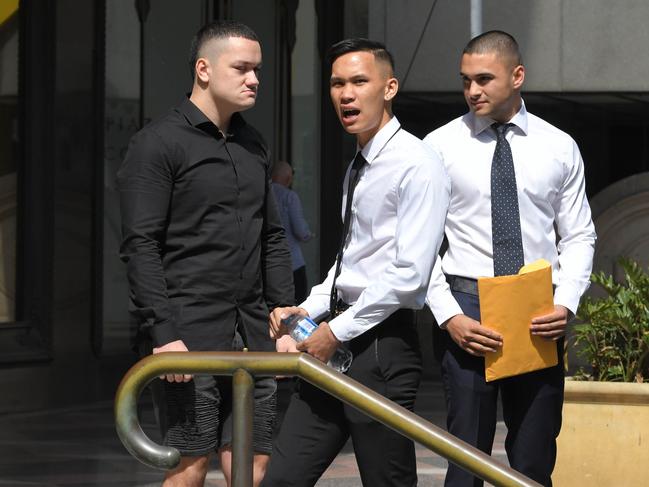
[
  {"xmin": 247, "ymin": 71, "xmax": 259, "ymax": 87},
  {"xmin": 467, "ymin": 80, "xmax": 481, "ymax": 98},
  {"xmin": 340, "ymin": 83, "xmax": 354, "ymax": 102}
]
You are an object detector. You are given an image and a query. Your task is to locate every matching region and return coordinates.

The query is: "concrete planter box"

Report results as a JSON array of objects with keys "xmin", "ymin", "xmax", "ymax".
[{"xmin": 553, "ymin": 380, "xmax": 649, "ymax": 486}]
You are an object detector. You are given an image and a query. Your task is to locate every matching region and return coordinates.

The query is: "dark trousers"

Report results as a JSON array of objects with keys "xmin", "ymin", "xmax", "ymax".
[
  {"xmin": 293, "ymin": 266, "xmax": 308, "ymax": 305},
  {"xmin": 261, "ymin": 311, "xmax": 422, "ymax": 487},
  {"xmin": 438, "ymin": 291, "xmax": 564, "ymax": 487}
]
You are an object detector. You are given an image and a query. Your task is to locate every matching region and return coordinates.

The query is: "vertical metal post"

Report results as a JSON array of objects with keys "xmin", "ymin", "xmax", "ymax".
[
  {"xmin": 232, "ymin": 368, "xmax": 254, "ymax": 487},
  {"xmin": 470, "ymin": 0, "xmax": 482, "ymax": 38}
]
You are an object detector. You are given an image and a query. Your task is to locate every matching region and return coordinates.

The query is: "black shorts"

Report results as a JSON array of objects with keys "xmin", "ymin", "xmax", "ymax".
[
  {"xmin": 152, "ymin": 330, "xmax": 277, "ymax": 457},
  {"xmin": 162, "ymin": 373, "xmax": 277, "ymax": 456}
]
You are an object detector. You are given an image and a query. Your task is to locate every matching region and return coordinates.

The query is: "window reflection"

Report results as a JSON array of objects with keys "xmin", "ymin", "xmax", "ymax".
[{"xmin": 0, "ymin": 1, "xmax": 19, "ymax": 322}]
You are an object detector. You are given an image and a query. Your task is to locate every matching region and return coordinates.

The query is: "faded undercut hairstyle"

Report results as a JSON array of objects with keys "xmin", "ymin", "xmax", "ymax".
[
  {"xmin": 463, "ymin": 30, "xmax": 523, "ymax": 67},
  {"xmin": 188, "ymin": 20, "xmax": 260, "ymax": 80},
  {"xmin": 326, "ymin": 38, "xmax": 395, "ymax": 74}
]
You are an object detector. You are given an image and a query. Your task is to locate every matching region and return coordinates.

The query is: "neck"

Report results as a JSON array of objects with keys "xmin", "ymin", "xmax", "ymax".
[
  {"xmin": 493, "ymin": 95, "xmax": 522, "ymax": 124},
  {"xmin": 357, "ymin": 111, "xmax": 392, "ymax": 148},
  {"xmin": 189, "ymin": 88, "xmax": 233, "ymax": 134}
]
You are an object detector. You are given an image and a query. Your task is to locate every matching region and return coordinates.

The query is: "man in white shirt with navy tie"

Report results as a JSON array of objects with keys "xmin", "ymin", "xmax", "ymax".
[
  {"xmin": 262, "ymin": 38, "xmax": 450, "ymax": 487},
  {"xmin": 425, "ymin": 31, "xmax": 596, "ymax": 487}
]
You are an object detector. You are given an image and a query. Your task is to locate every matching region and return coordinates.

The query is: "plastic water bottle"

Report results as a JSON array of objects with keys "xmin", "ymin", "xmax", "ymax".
[{"xmin": 282, "ymin": 314, "xmax": 353, "ymax": 373}]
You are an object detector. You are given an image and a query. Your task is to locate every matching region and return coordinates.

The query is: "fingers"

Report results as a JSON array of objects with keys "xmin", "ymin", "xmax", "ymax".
[
  {"xmin": 461, "ymin": 333, "xmax": 502, "ymax": 356},
  {"xmin": 531, "ymin": 322, "xmax": 566, "ymax": 341},
  {"xmin": 276, "ymin": 335, "xmax": 299, "ymax": 353},
  {"xmin": 446, "ymin": 314, "xmax": 503, "ymax": 356},
  {"xmin": 269, "ymin": 306, "xmax": 308, "ymax": 337},
  {"xmin": 163, "ymin": 373, "xmax": 192, "ymax": 383},
  {"xmin": 531, "ymin": 305, "xmax": 569, "ymax": 341},
  {"xmin": 152, "ymin": 340, "xmax": 193, "ymax": 382}
]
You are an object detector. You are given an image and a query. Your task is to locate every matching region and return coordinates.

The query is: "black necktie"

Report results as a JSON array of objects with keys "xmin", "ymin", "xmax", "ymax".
[
  {"xmin": 329, "ymin": 152, "xmax": 366, "ymax": 316},
  {"xmin": 491, "ymin": 123, "xmax": 524, "ymax": 276}
]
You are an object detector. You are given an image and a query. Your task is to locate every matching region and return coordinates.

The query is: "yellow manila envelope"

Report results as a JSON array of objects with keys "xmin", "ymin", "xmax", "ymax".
[{"xmin": 477, "ymin": 259, "xmax": 558, "ymax": 382}]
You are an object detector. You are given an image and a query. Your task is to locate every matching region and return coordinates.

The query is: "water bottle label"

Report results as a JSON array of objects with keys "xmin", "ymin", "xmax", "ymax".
[{"xmin": 292, "ymin": 316, "xmax": 317, "ymax": 342}]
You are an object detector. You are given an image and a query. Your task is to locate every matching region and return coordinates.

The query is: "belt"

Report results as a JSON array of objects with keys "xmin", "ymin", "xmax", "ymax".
[
  {"xmin": 331, "ymin": 300, "xmax": 415, "ymax": 322},
  {"xmin": 330, "ymin": 299, "xmax": 350, "ymax": 318},
  {"xmin": 446, "ymin": 274, "xmax": 479, "ymax": 296}
]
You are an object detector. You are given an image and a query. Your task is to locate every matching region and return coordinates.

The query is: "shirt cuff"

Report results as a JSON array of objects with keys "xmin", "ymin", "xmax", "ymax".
[
  {"xmin": 327, "ymin": 309, "xmax": 360, "ymax": 342},
  {"xmin": 553, "ymin": 283, "xmax": 582, "ymax": 316},
  {"xmin": 300, "ymin": 298, "xmax": 330, "ymax": 323},
  {"xmin": 150, "ymin": 320, "xmax": 181, "ymax": 348},
  {"xmin": 427, "ymin": 294, "xmax": 464, "ymax": 328}
]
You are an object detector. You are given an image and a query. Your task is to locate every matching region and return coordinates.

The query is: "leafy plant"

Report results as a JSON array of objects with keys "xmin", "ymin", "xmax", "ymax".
[{"xmin": 573, "ymin": 258, "xmax": 649, "ymax": 382}]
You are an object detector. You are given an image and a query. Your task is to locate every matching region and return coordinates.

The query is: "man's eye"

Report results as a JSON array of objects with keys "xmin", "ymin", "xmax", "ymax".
[{"xmin": 354, "ymin": 79, "xmax": 367, "ymax": 85}]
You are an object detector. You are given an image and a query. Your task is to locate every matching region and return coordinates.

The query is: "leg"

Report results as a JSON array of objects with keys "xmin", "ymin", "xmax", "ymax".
[
  {"xmin": 442, "ymin": 291, "xmax": 499, "ymax": 487},
  {"xmin": 217, "ymin": 372, "xmax": 277, "ymax": 485},
  {"xmin": 162, "ymin": 455, "xmax": 210, "ymax": 487},
  {"xmin": 293, "ymin": 266, "xmax": 308, "ymax": 304},
  {"xmin": 261, "ymin": 381, "xmax": 349, "ymax": 487},
  {"xmin": 345, "ymin": 312, "xmax": 422, "ymax": 487},
  {"xmin": 218, "ymin": 447, "xmax": 269, "ymax": 487},
  {"xmin": 501, "ymin": 341, "xmax": 564, "ymax": 486},
  {"xmin": 160, "ymin": 375, "xmax": 222, "ymax": 486}
]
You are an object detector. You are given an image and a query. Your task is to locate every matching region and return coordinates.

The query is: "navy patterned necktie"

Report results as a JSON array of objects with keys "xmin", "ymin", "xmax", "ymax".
[
  {"xmin": 491, "ymin": 122, "xmax": 524, "ymax": 276},
  {"xmin": 329, "ymin": 152, "xmax": 367, "ymax": 316}
]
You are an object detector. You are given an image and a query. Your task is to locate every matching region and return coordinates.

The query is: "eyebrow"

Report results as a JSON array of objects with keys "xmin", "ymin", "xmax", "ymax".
[{"xmin": 460, "ymin": 71, "xmax": 494, "ymax": 78}]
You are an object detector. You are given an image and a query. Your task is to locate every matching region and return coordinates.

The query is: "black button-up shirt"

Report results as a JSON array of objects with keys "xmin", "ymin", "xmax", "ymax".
[{"xmin": 118, "ymin": 97, "xmax": 294, "ymax": 351}]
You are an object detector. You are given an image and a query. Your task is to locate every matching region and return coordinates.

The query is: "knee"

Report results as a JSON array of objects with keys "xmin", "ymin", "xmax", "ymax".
[
  {"xmin": 253, "ymin": 453, "xmax": 270, "ymax": 487},
  {"xmin": 163, "ymin": 455, "xmax": 210, "ymax": 487}
]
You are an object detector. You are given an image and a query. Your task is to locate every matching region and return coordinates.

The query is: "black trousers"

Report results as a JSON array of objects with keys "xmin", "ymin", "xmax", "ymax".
[
  {"xmin": 438, "ymin": 290, "xmax": 564, "ymax": 487},
  {"xmin": 293, "ymin": 266, "xmax": 308, "ymax": 305},
  {"xmin": 261, "ymin": 310, "xmax": 422, "ymax": 487}
]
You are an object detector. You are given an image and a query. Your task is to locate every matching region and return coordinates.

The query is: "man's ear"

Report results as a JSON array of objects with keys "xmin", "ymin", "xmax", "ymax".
[
  {"xmin": 512, "ymin": 64, "xmax": 525, "ymax": 90},
  {"xmin": 384, "ymin": 77, "xmax": 399, "ymax": 101},
  {"xmin": 195, "ymin": 57, "xmax": 210, "ymax": 84}
]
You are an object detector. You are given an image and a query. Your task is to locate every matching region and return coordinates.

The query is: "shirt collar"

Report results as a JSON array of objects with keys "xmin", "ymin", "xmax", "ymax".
[
  {"xmin": 470, "ymin": 99, "xmax": 529, "ymax": 137},
  {"xmin": 177, "ymin": 96, "xmax": 245, "ymax": 137},
  {"xmin": 358, "ymin": 116, "xmax": 401, "ymax": 164}
]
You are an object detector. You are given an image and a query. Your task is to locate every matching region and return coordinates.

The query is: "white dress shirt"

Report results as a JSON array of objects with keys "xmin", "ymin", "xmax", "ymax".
[
  {"xmin": 425, "ymin": 102, "xmax": 596, "ymax": 326},
  {"xmin": 301, "ymin": 116, "xmax": 451, "ymax": 342}
]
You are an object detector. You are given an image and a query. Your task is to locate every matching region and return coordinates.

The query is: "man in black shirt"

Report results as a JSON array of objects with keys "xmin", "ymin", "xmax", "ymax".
[{"xmin": 118, "ymin": 21, "xmax": 293, "ymax": 487}]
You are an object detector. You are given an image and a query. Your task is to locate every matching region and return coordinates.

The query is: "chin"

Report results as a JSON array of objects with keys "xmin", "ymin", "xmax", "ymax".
[{"xmin": 237, "ymin": 100, "xmax": 257, "ymax": 111}]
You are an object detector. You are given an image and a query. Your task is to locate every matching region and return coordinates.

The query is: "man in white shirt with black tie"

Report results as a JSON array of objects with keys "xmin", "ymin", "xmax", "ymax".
[
  {"xmin": 425, "ymin": 31, "xmax": 596, "ymax": 486},
  {"xmin": 262, "ymin": 38, "xmax": 450, "ymax": 487}
]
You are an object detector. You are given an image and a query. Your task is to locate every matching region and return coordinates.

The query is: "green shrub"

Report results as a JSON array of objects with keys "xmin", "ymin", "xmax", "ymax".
[{"xmin": 573, "ymin": 258, "xmax": 649, "ymax": 382}]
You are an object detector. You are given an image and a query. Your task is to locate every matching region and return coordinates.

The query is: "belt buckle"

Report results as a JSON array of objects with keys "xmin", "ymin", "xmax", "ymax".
[{"xmin": 334, "ymin": 300, "xmax": 349, "ymax": 317}]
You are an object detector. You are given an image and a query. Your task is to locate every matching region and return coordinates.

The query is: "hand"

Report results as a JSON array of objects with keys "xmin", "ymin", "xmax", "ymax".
[
  {"xmin": 275, "ymin": 334, "xmax": 299, "ymax": 353},
  {"xmin": 152, "ymin": 339, "xmax": 192, "ymax": 383},
  {"xmin": 444, "ymin": 314, "xmax": 503, "ymax": 357},
  {"xmin": 531, "ymin": 305, "xmax": 570, "ymax": 341},
  {"xmin": 269, "ymin": 306, "xmax": 309, "ymax": 339},
  {"xmin": 296, "ymin": 321, "xmax": 340, "ymax": 364}
]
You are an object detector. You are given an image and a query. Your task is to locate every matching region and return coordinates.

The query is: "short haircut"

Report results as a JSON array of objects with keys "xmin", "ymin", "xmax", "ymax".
[
  {"xmin": 463, "ymin": 30, "xmax": 523, "ymax": 66},
  {"xmin": 326, "ymin": 38, "xmax": 395, "ymax": 73},
  {"xmin": 189, "ymin": 20, "xmax": 260, "ymax": 80}
]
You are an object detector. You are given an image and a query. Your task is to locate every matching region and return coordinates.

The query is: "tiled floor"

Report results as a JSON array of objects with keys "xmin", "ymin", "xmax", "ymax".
[{"xmin": 0, "ymin": 380, "xmax": 508, "ymax": 486}]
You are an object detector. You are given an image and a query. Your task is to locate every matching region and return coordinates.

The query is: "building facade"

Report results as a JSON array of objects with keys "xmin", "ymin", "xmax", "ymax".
[{"xmin": 1, "ymin": 0, "xmax": 648, "ymax": 413}]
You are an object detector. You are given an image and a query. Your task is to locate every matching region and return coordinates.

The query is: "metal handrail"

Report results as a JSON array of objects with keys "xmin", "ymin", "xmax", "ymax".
[{"xmin": 114, "ymin": 352, "xmax": 541, "ymax": 487}]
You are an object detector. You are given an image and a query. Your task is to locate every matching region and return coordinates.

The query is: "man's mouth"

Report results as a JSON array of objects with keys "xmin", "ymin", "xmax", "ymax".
[{"xmin": 341, "ymin": 108, "xmax": 360, "ymax": 121}]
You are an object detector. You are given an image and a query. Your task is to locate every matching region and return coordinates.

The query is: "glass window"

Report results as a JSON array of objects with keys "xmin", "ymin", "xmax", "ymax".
[{"xmin": 0, "ymin": 0, "xmax": 19, "ymax": 323}]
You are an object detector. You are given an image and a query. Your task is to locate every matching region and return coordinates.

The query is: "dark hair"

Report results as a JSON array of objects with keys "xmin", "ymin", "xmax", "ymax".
[
  {"xmin": 326, "ymin": 38, "xmax": 395, "ymax": 73},
  {"xmin": 463, "ymin": 30, "xmax": 522, "ymax": 66},
  {"xmin": 189, "ymin": 20, "xmax": 260, "ymax": 80}
]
